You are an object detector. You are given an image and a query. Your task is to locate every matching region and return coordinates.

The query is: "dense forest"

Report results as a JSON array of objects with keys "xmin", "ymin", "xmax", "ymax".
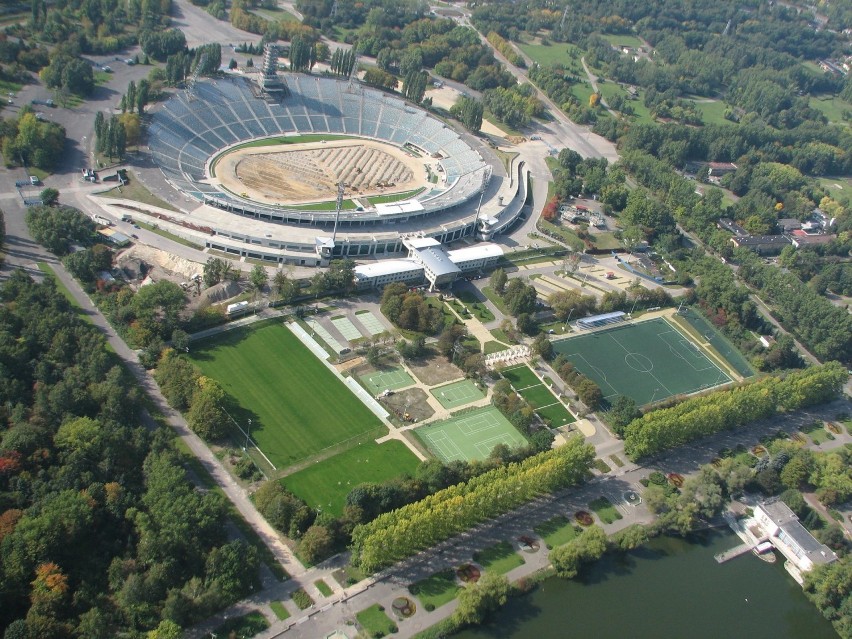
[{"xmin": 0, "ymin": 272, "xmax": 259, "ymax": 637}]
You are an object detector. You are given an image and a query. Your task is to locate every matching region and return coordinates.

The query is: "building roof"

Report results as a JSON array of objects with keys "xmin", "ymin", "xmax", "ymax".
[
  {"xmin": 446, "ymin": 243, "xmax": 504, "ymax": 263},
  {"xmin": 777, "ymin": 218, "xmax": 802, "ymax": 231},
  {"xmin": 354, "ymin": 259, "xmax": 423, "ymax": 279},
  {"xmin": 413, "ymin": 245, "xmax": 461, "ymax": 277},
  {"xmin": 792, "ymin": 233, "xmax": 836, "ymax": 246},
  {"xmin": 404, "ymin": 237, "xmax": 441, "ymax": 249},
  {"xmin": 759, "ymin": 499, "xmax": 838, "ymax": 566},
  {"xmin": 717, "ymin": 218, "xmax": 748, "ymax": 236},
  {"xmin": 375, "ymin": 200, "xmax": 425, "ymax": 216},
  {"xmin": 732, "ymin": 235, "xmax": 791, "ymax": 246}
]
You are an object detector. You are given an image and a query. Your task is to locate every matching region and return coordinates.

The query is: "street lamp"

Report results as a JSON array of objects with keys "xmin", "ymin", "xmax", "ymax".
[{"xmin": 245, "ymin": 418, "xmax": 251, "ymax": 450}]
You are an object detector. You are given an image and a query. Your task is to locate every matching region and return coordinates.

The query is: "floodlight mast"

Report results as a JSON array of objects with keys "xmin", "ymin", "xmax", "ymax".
[{"xmin": 331, "ymin": 181, "xmax": 345, "ymax": 244}]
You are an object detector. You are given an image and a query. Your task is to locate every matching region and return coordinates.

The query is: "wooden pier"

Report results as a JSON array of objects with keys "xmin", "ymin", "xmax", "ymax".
[{"xmin": 714, "ymin": 542, "xmax": 754, "ymax": 563}]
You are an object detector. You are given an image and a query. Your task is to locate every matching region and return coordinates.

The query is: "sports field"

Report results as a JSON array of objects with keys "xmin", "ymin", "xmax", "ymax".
[
  {"xmin": 675, "ymin": 307, "xmax": 754, "ymax": 378},
  {"xmin": 360, "ymin": 367, "xmax": 415, "ymax": 395},
  {"xmin": 552, "ymin": 317, "xmax": 732, "ymax": 406},
  {"xmin": 189, "ymin": 321, "xmax": 384, "ymax": 468},
  {"xmin": 431, "ymin": 379, "xmax": 485, "ymax": 410},
  {"xmin": 282, "ymin": 440, "xmax": 420, "ymax": 516},
  {"xmin": 415, "ymin": 406, "xmax": 528, "ymax": 463},
  {"xmin": 502, "ymin": 365, "xmax": 575, "ymax": 427}
]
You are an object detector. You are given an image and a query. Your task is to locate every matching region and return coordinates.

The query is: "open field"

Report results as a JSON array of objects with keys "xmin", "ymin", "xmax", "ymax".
[
  {"xmin": 818, "ymin": 175, "xmax": 852, "ymax": 203},
  {"xmin": 809, "ymin": 94, "xmax": 852, "ymax": 125},
  {"xmin": 409, "ymin": 570, "xmax": 460, "ymax": 609},
  {"xmin": 518, "ymin": 41, "xmax": 584, "ymax": 69},
  {"xmin": 357, "ymin": 604, "xmax": 397, "ymax": 637},
  {"xmin": 189, "ymin": 321, "xmax": 385, "ymax": 468},
  {"xmin": 501, "ymin": 365, "xmax": 541, "ymax": 388},
  {"xmin": 589, "ymin": 496, "xmax": 623, "ymax": 524},
  {"xmin": 535, "ymin": 515, "xmax": 580, "ymax": 547},
  {"xmin": 282, "ymin": 440, "xmax": 420, "ymax": 516},
  {"xmin": 552, "ymin": 317, "xmax": 733, "ymax": 406},
  {"xmin": 474, "ymin": 541, "xmax": 524, "ymax": 575},
  {"xmin": 415, "ymin": 406, "xmax": 528, "ymax": 463},
  {"xmin": 431, "ymin": 379, "xmax": 485, "ymax": 410},
  {"xmin": 536, "ymin": 402, "xmax": 576, "ymax": 427},
  {"xmin": 599, "ymin": 33, "xmax": 645, "ymax": 48}
]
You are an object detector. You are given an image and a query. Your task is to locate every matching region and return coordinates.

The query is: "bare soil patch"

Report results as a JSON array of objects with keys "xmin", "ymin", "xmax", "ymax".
[
  {"xmin": 382, "ymin": 387, "xmax": 434, "ymax": 423},
  {"xmin": 407, "ymin": 351, "xmax": 465, "ymax": 386}
]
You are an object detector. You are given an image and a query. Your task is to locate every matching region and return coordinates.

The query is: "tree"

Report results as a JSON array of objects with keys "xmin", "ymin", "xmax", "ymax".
[
  {"xmin": 186, "ymin": 377, "xmax": 230, "ymax": 440},
  {"xmin": 452, "ymin": 572, "xmax": 510, "ymax": 626},
  {"xmin": 548, "ymin": 289, "xmax": 596, "ymax": 322},
  {"xmin": 154, "ymin": 350, "xmax": 200, "ymax": 410},
  {"xmin": 607, "ymin": 396, "xmax": 640, "ymax": 436},
  {"xmin": 272, "ymin": 270, "xmax": 301, "ymax": 303},
  {"xmin": 25, "ymin": 205, "xmax": 95, "ymax": 255},
  {"xmin": 249, "ymin": 263, "xmax": 268, "ymax": 293},
  {"xmin": 450, "ymin": 96, "xmax": 485, "ymax": 133},
  {"xmin": 147, "ymin": 620, "xmax": 183, "ymax": 639},
  {"xmin": 502, "ymin": 278, "xmax": 537, "ymax": 315},
  {"xmin": 531, "ymin": 333, "xmax": 553, "ymax": 360},
  {"xmin": 299, "ymin": 525, "xmax": 334, "ymax": 563},
  {"xmin": 489, "ymin": 268, "xmax": 507, "ymax": 295},
  {"xmin": 39, "ymin": 188, "xmax": 59, "ymax": 205},
  {"xmin": 550, "ymin": 525, "xmax": 607, "ymax": 579}
]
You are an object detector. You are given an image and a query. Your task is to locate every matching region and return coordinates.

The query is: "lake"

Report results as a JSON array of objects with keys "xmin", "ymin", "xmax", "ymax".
[{"xmin": 454, "ymin": 529, "xmax": 837, "ymax": 639}]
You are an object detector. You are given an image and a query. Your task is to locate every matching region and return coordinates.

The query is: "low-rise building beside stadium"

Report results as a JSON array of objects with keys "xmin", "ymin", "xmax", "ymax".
[{"xmin": 354, "ymin": 241, "xmax": 503, "ymax": 290}]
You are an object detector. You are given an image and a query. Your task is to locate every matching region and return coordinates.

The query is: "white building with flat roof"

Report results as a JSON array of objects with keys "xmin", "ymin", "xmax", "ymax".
[
  {"xmin": 354, "ymin": 240, "xmax": 503, "ymax": 290},
  {"xmin": 750, "ymin": 499, "xmax": 838, "ymax": 584},
  {"xmin": 353, "ymin": 259, "xmax": 424, "ymax": 289}
]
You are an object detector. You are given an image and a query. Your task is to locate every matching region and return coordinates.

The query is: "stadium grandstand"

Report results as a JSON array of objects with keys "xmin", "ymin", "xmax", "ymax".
[
  {"xmin": 576, "ymin": 311, "xmax": 627, "ymax": 330},
  {"xmin": 146, "ymin": 73, "xmax": 528, "ymax": 267}
]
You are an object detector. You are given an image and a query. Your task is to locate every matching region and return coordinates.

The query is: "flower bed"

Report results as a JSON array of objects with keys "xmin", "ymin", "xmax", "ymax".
[
  {"xmin": 666, "ymin": 473, "xmax": 684, "ymax": 488},
  {"xmin": 456, "ymin": 563, "xmax": 481, "ymax": 583},
  {"xmin": 575, "ymin": 510, "xmax": 594, "ymax": 526},
  {"xmin": 392, "ymin": 596, "xmax": 416, "ymax": 619}
]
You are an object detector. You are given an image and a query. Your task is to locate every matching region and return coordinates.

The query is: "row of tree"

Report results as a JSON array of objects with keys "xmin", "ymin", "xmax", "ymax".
[
  {"xmin": 623, "ymin": 363, "xmax": 848, "ymax": 459},
  {"xmin": 351, "ymin": 438, "xmax": 595, "ymax": 572}
]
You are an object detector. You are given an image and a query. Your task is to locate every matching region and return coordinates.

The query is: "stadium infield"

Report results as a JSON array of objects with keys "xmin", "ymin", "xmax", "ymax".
[
  {"xmin": 189, "ymin": 321, "xmax": 385, "ymax": 468},
  {"xmin": 552, "ymin": 317, "xmax": 732, "ymax": 406},
  {"xmin": 282, "ymin": 440, "xmax": 420, "ymax": 516},
  {"xmin": 415, "ymin": 406, "xmax": 528, "ymax": 463}
]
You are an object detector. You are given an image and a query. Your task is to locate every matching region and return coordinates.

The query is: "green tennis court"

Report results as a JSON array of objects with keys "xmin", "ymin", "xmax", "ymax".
[
  {"xmin": 415, "ymin": 406, "xmax": 528, "ymax": 463},
  {"xmin": 552, "ymin": 317, "xmax": 733, "ymax": 406},
  {"xmin": 431, "ymin": 379, "xmax": 485, "ymax": 409},
  {"xmin": 360, "ymin": 367, "xmax": 415, "ymax": 395}
]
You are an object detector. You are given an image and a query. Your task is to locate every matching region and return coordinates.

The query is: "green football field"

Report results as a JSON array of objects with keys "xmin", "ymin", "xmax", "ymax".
[
  {"xmin": 282, "ymin": 440, "xmax": 420, "ymax": 516},
  {"xmin": 415, "ymin": 406, "xmax": 528, "ymax": 463},
  {"xmin": 552, "ymin": 318, "xmax": 732, "ymax": 406},
  {"xmin": 189, "ymin": 321, "xmax": 385, "ymax": 468},
  {"xmin": 431, "ymin": 379, "xmax": 485, "ymax": 409}
]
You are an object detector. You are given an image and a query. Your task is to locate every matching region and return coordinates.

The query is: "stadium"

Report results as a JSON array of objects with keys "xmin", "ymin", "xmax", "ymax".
[{"xmin": 146, "ymin": 57, "xmax": 528, "ymax": 269}]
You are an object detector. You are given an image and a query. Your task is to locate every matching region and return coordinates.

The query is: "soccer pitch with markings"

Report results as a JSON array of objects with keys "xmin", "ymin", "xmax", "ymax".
[{"xmin": 552, "ymin": 317, "xmax": 732, "ymax": 406}]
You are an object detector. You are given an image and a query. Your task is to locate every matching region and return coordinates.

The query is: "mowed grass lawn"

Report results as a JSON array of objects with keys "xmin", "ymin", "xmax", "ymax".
[
  {"xmin": 282, "ymin": 440, "xmax": 420, "ymax": 516},
  {"xmin": 189, "ymin": 321, "xmax": 384, "ymax": 468}
]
